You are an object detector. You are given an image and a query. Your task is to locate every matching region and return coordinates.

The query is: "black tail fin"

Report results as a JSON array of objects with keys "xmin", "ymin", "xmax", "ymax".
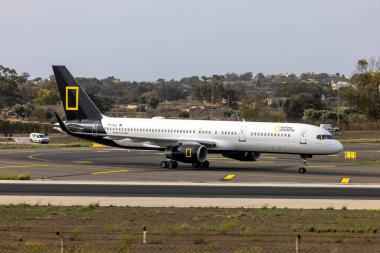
[{"xmin": 52, "ymin": 65, "xmax": 102, "ymax": 121}]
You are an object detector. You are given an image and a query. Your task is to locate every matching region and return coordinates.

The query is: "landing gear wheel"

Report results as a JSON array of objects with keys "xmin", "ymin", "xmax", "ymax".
[
  {"xmin": 172, "ymin": 161, "xmax": 178, "ymax": 168},
  {"xmin": 201, "ymin": 160, "xmax": 209, "ymax": 168},
  {"xmin": 298, "ymin": 167, "xmax": 306, "ymax": 173},
  {"xmin": 160, "ymin": 161, "xmax": 168, "ymax": 168},
  {"xmin": 298, "ymin": 154, "xmax": 310, "ymax": 174}
]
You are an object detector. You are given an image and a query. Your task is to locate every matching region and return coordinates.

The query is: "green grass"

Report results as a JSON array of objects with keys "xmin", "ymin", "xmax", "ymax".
[
  {"xmin": 0, "ymin": 172, "xmax": 30, "ymax": 180},
  {"xmin": 171, "ymin": 222, "xmax": 189, "ymax": 234},
  {"xmin": 217, "ymin": 220, "xmax": 237, "ymax": 234},
  {"xmin": 1, "ymin": 206, "xmax": 380, "ymax": 252}
]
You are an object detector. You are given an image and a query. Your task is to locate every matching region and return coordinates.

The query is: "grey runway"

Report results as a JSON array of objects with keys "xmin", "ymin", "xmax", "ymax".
[{"xmin": 1, "ymin": 182, "xmax": 380, "ymax": 199}]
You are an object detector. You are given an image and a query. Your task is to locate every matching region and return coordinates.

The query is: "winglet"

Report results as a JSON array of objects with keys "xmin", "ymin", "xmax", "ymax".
[{"xmin": 54, "ymin": 112, "xmax": 70, "ymax": 134}]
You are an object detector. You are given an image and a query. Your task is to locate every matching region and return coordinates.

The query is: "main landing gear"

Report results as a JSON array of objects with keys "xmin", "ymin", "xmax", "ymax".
[
  {"xmin": 192, "ymin": 160, "xmax": 210, "ymax": 168},
  {"xmin": 298, "ymin": 154, "xmax": 310, "ymax": 173},
  {"xmin": 160, "ymin": 160, "xmax": 178, "ymax": 169}
]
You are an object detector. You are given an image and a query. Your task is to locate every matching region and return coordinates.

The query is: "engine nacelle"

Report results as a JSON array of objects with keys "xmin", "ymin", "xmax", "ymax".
[
  {"xmin": 223, "ymin": 151, "xmax": 261, "ymax": 161},
  {"xmin": 165, "ymin": 144, "xmax": 208, "ymax": 163}
]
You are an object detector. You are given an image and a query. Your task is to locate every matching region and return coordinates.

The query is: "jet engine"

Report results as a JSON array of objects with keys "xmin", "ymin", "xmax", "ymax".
[
  {"xmin": 222, "ymin": 151, "xmax": 261, "ymax": 161},
  {"xmin": 165, "ymin": 144, "xmax": 208, "ymax": 163}
]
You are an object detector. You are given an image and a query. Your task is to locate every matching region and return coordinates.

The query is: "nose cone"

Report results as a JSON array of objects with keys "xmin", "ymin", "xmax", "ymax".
[{"xmin": 334, "ymin": 140, "xmax": 344, "ymax": 153}]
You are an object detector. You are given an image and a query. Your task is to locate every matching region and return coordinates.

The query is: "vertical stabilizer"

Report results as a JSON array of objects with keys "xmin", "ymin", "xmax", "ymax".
[{"xmin": 52, "ymin": 65, "xmax": 102, "ymax": 121}]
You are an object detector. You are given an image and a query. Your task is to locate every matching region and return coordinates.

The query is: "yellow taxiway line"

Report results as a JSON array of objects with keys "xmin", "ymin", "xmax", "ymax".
[
  {"xmin": 72, "ymin": 161, "xmax": 94, "ymax": 164},
  {"xmin": 92, "ymin": 169, "xmax": 129, "ymax": 175},
  {"xmin": 0, "ymin": 164, "xmax": 48, "ymax": 169},
  {"xmin": 28, "ymin": 154, "xmax": 51, "ymax": 162}
]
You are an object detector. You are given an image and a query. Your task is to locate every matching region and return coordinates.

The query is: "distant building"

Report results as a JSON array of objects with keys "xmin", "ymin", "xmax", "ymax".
[
  {"xmin": 331, "ymin": 81, "xmax": 353, "ymax": 90},
  {"xmin": 264, "ymin": 97, "xmax": 287, "ymax": 106},
  {"xmin": 278, "ymin": 72, "xmax": 296, "ymax": 77}
]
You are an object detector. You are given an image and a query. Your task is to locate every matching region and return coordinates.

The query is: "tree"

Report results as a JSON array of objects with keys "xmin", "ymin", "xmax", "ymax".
[
  {"xmin": 343, "ymin": 57, "xmax": 380, "ymax": 120},
  {"xmin": 148, "ymin": 98, "xmax": 159, "ymax": 109},
  {"xmin": 136, "ymin": 104, "xmax": 146, "ymax": 112},
  {"xmin": 12, "ymin": 104, "xmax": 26, "ymax": 117},
  {"xmin": 276, "ymin": 82, "xmax": 323, "ymax": 98},
  {"xmin": 254, "ymin": 73, "xmax": 266, "ymax": 85},
  {"xmin": 35, "ymin": 89, "xmax": 60, "ymax": 105},
  {"xmin": 0, "ymin": 65, "xmax": 24, "ymax": 107},
  {"xmin": 178, "ymin": 110, "xmax": 189, "ymax": 118},
  {"xmin": 283, "ymin": 94, "xmax": 324, "ymax": 120},
  {"xmin": 158, "ymin": 83, "xmax": 186, "ymax": 101},
  {"xmin": 87, "ymin": 92, "xmax": 115, "ymax": 113},
  {"xmin": 223, "ymin": 88, "xmax": 238, "ymax": 108},
  {"xmin": 238, "ymin": 72, "xmax": 253, "ymax": 81},
  {"xmin": 225, "ymin": 72, "xmax": 238, "ymax": 82}
]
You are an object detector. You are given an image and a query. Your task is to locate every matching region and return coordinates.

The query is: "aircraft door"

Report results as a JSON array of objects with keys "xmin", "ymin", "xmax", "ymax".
[
  {"xmin": 300, "ymin": 129, "xmax": 307, "ymax": 144},
  {"xmin": 239, "ymin": 126, "xmax": 247, "ymax": 142},
  {"xmin": 92, "ymin": 121, "xmax": 99, "ymax": 134}
]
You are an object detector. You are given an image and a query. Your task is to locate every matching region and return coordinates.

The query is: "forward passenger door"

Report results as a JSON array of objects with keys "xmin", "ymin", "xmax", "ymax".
[
  {"xmin": 239, "ymin": 126, "xmax": 247, "ymax": 142},
  {"xmin": 300, "ymin": 129, "xmax": 307, "ymax": 144}
]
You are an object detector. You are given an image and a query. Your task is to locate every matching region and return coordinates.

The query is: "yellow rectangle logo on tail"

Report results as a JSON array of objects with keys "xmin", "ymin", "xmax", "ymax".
[{"xmin": 66, "ymin": 86, "xmax": 79, "ymax": 110}]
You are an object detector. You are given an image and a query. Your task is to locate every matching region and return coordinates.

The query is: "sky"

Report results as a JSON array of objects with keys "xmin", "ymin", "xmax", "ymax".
[{"xmin": 1, "ymin": 0, "xmax": 380, "ymax": 81}]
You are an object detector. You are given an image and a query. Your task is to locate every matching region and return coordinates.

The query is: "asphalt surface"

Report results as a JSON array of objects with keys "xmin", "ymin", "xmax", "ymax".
[
  {"xmin": 0, "ymin": 143, "xmax": 379, "ymax": 184},
  {"xmin": 0, "ymin": 182, "xmax": 380, "ymax": 199},
  {"xmin": 0, "ymin": 143, "xmax": 380, "ymax": 201}
]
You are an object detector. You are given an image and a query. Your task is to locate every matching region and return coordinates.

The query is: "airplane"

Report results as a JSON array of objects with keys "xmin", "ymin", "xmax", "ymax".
[{"xmin": 52, "ymin": 66, "xmax": 343, "ymax": 173}]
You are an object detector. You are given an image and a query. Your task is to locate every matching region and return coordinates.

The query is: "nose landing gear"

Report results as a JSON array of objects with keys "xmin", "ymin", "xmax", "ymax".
[{"xmin": 298, "ymin": 154, "xmax": 312, "ymax": 173}]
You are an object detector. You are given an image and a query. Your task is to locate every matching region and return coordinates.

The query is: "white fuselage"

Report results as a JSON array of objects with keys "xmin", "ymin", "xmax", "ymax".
[{"xmin": 101, "ymin": 117, "xmax": 343, "ymax": 155}]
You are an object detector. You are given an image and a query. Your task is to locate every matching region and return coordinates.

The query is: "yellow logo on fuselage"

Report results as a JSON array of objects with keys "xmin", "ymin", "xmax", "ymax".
[
  {"xmin": 66, "ymin": 86, "xmax": 79, "ymax": 111},
  {"xmin": 274, "ymin": 126, "xmax": 281, "ymax": 132}
]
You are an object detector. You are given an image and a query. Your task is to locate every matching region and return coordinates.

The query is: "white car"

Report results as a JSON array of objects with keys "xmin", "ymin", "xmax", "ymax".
[
  {"xmin": 320, "ymin": 124, "xmax": 339, "ymax": 132},
  {"xmin": 29, "ymin": 133, "xmax": 50, "ymax": 144}
]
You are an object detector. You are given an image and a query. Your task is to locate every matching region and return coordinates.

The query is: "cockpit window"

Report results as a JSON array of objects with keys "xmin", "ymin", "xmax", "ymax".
[{"xmin": 316, "ymin": 134, "xmax": 334, "ymax": 140}]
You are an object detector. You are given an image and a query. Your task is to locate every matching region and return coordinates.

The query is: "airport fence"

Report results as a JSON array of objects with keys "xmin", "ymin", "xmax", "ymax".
[{"xmin": 1, "ymin": 229, "xmax": 380, "ymax": 253}]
